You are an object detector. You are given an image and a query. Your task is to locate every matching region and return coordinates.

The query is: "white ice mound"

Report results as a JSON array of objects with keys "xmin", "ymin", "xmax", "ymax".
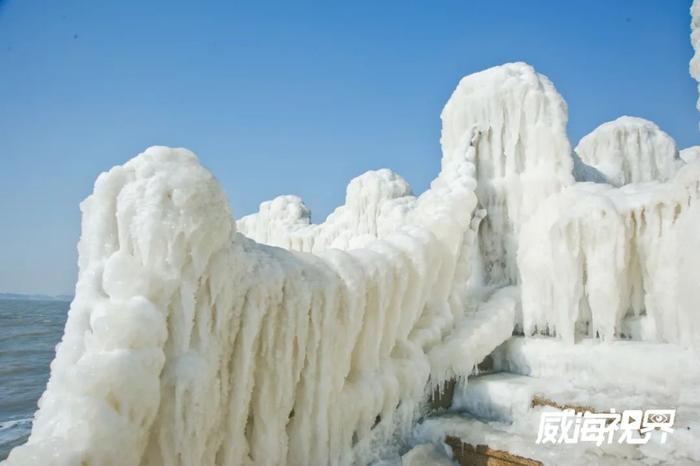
[
  {"xmin": 236, "ymin": 194, "xmax": 312, "ymax": 248},
  {"xmin": 6, "ymin": 50, "xmax": 700, "ymax": 465},
  {"xmin": 519, "ymin": 161, "xmax": 700, "ymax": 345},
  {"xmin": 680, "ymin": 145, "xmax": 700, "ymax": 163},
  {"xmin": 440, "ymin": 62, "xmax": 574, "ymax": 285},
  {"xmin": 4, "ymin": 142, "xmax": 488, "ymax": 466},
  {"xmin": 238, "ymin": 169, "xmax": 415, "ymax": 252},
  {"xmin": 243, "ymin": 63, "xmax": 575, "ymax": 287},
  {"xmin": 575, "ymin": 116, "xmax": 680, "ymax": 187}
]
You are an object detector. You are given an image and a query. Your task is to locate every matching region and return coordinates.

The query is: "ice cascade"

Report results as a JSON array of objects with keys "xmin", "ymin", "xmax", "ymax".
[
  {"xmin": 574, "ymin": 116, "xmax": 680, "ymax": 187},
  {"xmin": 3, "ymin": 141, "xmax": 482, "ymax": 465},
  {"xmin": 4, "ymin": 16, "xmax": 700, "ymax": 465}
]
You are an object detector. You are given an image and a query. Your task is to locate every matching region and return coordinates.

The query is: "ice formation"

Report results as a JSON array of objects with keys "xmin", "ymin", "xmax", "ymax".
[
  {"xmin": 681, "ymin": 145, "xmax": 700, "ymax": 163},
  {"xmin": 4, "ymin": 143, "xmax": 482, "ymax": 466},
  {"xmin": 5, "ymin": 4, "xmax": 700, "ymax": 465},
  {"xmin": 692, "ymin": 0, "xmax": 700, "ymax": 118},
  {"xmin": 574, "ymin": 116, "xmax": 680, "ymax": 186},
  {"xmin": 418, "ymin": 338, "xmax": 700, "ymax": 465},
  {"xmin": 439, "ymin": 63, "xmax": 574, "ymax": 285},
  {"xmin": 519, "ymin": 162, "xmax": 700, "ymax": 345},
  {"xmin": 237, "ymin": 169, "xmax": 416, "ymax": 253}
]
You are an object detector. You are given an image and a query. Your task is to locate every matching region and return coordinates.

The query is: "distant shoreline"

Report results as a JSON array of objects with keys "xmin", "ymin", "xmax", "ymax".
[{"xmin": 0, "ymin": 293, "xmax": 73, "ymax": 302}]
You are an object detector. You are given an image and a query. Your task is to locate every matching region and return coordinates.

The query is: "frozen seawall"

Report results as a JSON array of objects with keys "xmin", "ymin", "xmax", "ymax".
[
  {"xmin": 5, "ymin": 29, "xmax": 700, "ymax": 466},
  {"xmin": 2, "ymin": 141, "xmax": 482, "ymax": 466}
]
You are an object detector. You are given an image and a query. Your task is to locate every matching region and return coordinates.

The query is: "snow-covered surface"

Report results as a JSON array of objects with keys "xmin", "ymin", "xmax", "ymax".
[
  {"xmin": 519, "ymin": 161, "xmax": 700, "ymax": 345},
  {"xmin": 399, "ymin": 443, "xmax": 455, "ymax": 466},
  {"xmin": 680, "ymin": 145, "xmax": 700, "ymax": 163},
  {"xmin": 5, "ymin": 8, "xmax": 700, "ymax": 464},
  {"xmin": 441, "ymin": 62, "xmax": 574, "ymax": 285},
  {"xmin": 427, "ymin": 286, "xmax": 516, "ymax": 383},
  {"xmin": 3, "ymin": 143, "xmax": 483, "ymax": 466},
  {"xmin": 414, "ymin": 412, "xmax": 682, "ymax": 466},
  {"xmin": 491, "ymin": 337, "xmax": 700, "ymax": 392},
  {"xmin": 574, "ymin": 116, "xmax": 680, "ymax": 187},
  {"xmin": 483, "ymin": 338, "xmax": 700, "ymax": 463},
  {"xmin": 241, "ymin": 63, "xmax": 575, "ymax": 289},
  {"xmin": 237, "ymin": 169, "xmax": 416, "ymax": 253},
  {"xmin": 414, "ymin": 338, "xmax": 700, "ymax": 465}
]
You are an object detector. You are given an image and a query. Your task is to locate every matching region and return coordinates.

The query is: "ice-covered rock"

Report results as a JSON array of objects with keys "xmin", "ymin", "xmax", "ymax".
[
  {"xmin": 3, "ymin": 143, "xmax": 481, "ymax": 466},
  {"xmin": 243, "ymin": 63, "xmax": 579, "ymax": 289},
  {"xmin": 238, "ymin": 169, "xmax": 415, "ymax": 253},
  {"xmin": 236, "ymin": 195, "xmax": 313, "ymax": 250},
  {"xmin": 428, "ymin": 286, "xmax": 517, "ymax": 383},
  {"xmin": 575, "ymin": 116, "xmax": 680, "ymax": 187},
  {"xmin": 416, "ymin": 336, "xmax": 700, "ymax": 465},
  {"xmin": 680, "ymin": 145, "xmax": 700, "ymax": 163},
  {"xmin": 6, "ymin": 10, "xmax": 700, "ymax": 463},
  {"xmin": 518, "ymin": 160, "xmax": 700, "ymax": 345},
  {"xmin": 441, "ymin": 62, "xmax": 574, "ymax": 285}
]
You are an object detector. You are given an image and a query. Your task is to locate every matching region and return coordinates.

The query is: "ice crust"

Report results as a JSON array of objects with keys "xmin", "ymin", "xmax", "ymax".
[
  {"xmin": 519, "ymin": 161, "xmax": 700, "ymax": 345},
  {"xmin": 5, "ymin": 10, "xmax": 700, "ymax": 465},
  {"xmin": 574, "ymin": 116, "xmax": 680, "ymax": 187},
  {"xmin": 681, "ymin": 145, "xmax": 700, "ymax": 163},
  {"xmin": 439, "ymin": 63, "xmax": 574, "ymax": 286},
  {"xmin": 4, "ymin": 143, "xmax": 483, "ymax": 466},
  {"xmin": 429, "ymin": 338, "xmax": 700, "ymax": 465}
]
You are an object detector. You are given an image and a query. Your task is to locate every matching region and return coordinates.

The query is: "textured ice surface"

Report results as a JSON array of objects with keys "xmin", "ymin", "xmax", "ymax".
[
  {"xmin": 238, "ymin": 169, "xmax": 415, "ymax": 253},
  {"xmin": 3, "ymin": 143, "xmax": 482, "ymax": 466},
  {"xmin": 680, "ymin": 145, "xmax": 700, "ymax": 163},
  {"xmin": 5, "ymin": 8, "xmax": 700, "ymax": 463},
  {"xmin": 421, "ymin": 338, "xmax": 700, "ymax": 465},
  {"xmin": 440, "ymin": 62, "xmax": 574, "ymax": 285},
  {"xmin": 518, "ymin": 161, "xmax": 700, "ymax": 345},
  {"xmin": 574, "ymin": 116, "xmax": 680, "ymax": 187}
]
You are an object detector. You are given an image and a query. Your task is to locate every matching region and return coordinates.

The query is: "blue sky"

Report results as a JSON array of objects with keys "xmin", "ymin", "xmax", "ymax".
[{"xmin": 0, "ymin": 0, "xmax": 697, "ymax": 294}]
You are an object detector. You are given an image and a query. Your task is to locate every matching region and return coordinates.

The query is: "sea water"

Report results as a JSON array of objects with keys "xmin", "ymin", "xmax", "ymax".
[{"xmin": 0, "ymin": 298, "xmax": 68, "ymax": 460}]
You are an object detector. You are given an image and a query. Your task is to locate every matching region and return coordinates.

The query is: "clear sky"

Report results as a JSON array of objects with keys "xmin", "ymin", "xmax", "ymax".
[{"xmin": 0, "ymin": 0, "xmax": 698, "ymax": 295}]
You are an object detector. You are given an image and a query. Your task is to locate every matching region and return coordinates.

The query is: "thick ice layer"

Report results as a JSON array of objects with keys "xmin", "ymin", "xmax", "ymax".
[
  {"xmin": 3, "ymin": 144, "xmax": 482, "ymax": 466},
  {"xmin": 575, "ymin": 116, "xmax": 680, "ymax": 187},
  {"xmin": 441, "ymin": 62, "xmax": 574, "ymax": 285},
  {"xmin": 238, "ymin": 169, "xmax": 416, "ymax": 254},
  {"xmin": 680, "ymin": 145, "xmax": 700, "ymax": 163},
  {"xmin": 518, "ymin": 161, "xmax": 700, "ymax": 345},
  {"xmin": 6, "ymin": 34, "xmax": 700, "ymax": 463},
  {"xmin": 241, "ymin": 64, "xmax": 580, "ymax": 291},
  {"xmin": 399, "ymin": 444, "xmax": 455, "ymax": 466},
  {"xmin": 491, "ymin": 337, "xmax": 700, "ymax": 397},
  {"xmin": 242, "ymin": 63, "xmax": 579, "ymax": 289},
  {"xmin": 427, "ymin": 286, "xmax": 517, "ymax": 383},
  {"xmin": 484, "ymin": 338, "xmax": 700, "ymax": 464},
  {"xmin": 451, "ymin": 373, "xmax": 537, "ymax": 424},
  {"xmin": 417, "ymin": 337, "xmax": 700, "ymax": 465},
  {"xmin": 414, "ymin": 413, "xmax": 673, "ymax": 466},
  {"xmin": 236, "ymin": 194, "xmax": 313, "ymax": 249}
]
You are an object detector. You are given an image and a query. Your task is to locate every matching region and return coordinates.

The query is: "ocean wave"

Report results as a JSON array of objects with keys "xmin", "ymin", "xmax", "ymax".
[{"xmin": 0, "ymin": 418, "xmax": 31, "ymax": 432}]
